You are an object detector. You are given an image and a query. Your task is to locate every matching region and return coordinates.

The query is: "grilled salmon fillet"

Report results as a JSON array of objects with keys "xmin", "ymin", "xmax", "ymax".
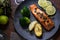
[{"xmin": 29, "ymin": 4, "xmax": 54, "ymax": 31}]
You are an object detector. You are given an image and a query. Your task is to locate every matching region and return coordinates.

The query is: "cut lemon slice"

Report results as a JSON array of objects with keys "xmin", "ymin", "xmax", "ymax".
[
  {"xmin": 46, "ymin": 5, "xmax": 56, "ymax": 15},
  {"xmin": 34, "ymin": 23, "xmax": 42, "ymax": 37},
  {"xmin": 29, "ymin": 21, "xmax": 37, "ymax": 31},
  {"xmin": 43, "ymin": 1, "xmax": 52, "ymax": 9},
  {"xmin": 38, "ymin": 0, "xmax": 47, "ymax": 7},
  {"xmin": 47, "ymin": 1, "xmax": 52, "ymax": 5},
  {"xmin": 38, "ymin": 0, "xmax": 52, "ymax": 9}
]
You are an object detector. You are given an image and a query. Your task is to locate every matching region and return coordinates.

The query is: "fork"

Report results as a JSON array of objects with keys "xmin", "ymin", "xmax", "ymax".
[{"xmin": 15, "ymin": 0, "xmax": 24, "ymax": 5}]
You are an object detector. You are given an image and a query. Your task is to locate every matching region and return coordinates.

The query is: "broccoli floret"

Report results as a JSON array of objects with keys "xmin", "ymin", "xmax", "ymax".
[
  {"xmin": 19, "ymin": 17, "xmax": 30, "ymax": 27},
  {"xmin": 20, "ymin": 6, "xmax": 30, "ymax": 18}
]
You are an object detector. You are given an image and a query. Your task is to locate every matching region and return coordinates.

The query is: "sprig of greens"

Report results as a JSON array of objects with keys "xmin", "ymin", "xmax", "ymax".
[{"xmin": 0, "ymin": 0, "xmax": 11, "ymax": 17}]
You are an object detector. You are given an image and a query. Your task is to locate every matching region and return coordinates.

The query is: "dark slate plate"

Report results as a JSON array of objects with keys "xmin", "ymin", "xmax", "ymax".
[{"xmin": 14, "ymin": 0, "xmax": 60, "ymax": 40}]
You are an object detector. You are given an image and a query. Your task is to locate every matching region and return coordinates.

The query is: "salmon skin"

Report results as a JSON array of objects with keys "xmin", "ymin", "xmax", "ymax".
[{"xmin": 29, "ymin": 4, "xmax": 54, "ymax": 31}]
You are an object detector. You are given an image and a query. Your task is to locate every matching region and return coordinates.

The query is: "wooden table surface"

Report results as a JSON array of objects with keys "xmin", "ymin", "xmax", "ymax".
[{"xmin": 3, "ymin": 0, "xmax": 60, "ymax": 40}]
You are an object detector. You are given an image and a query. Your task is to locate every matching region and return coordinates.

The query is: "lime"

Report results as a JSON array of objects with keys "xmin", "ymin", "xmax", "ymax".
[
  {"xmin": 0, "ymin": 15, "xmax": 8, "ymax": 24},
  {"xmin": 46, "ymin": 5, "xmax": 56, "ymax": 15}
]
